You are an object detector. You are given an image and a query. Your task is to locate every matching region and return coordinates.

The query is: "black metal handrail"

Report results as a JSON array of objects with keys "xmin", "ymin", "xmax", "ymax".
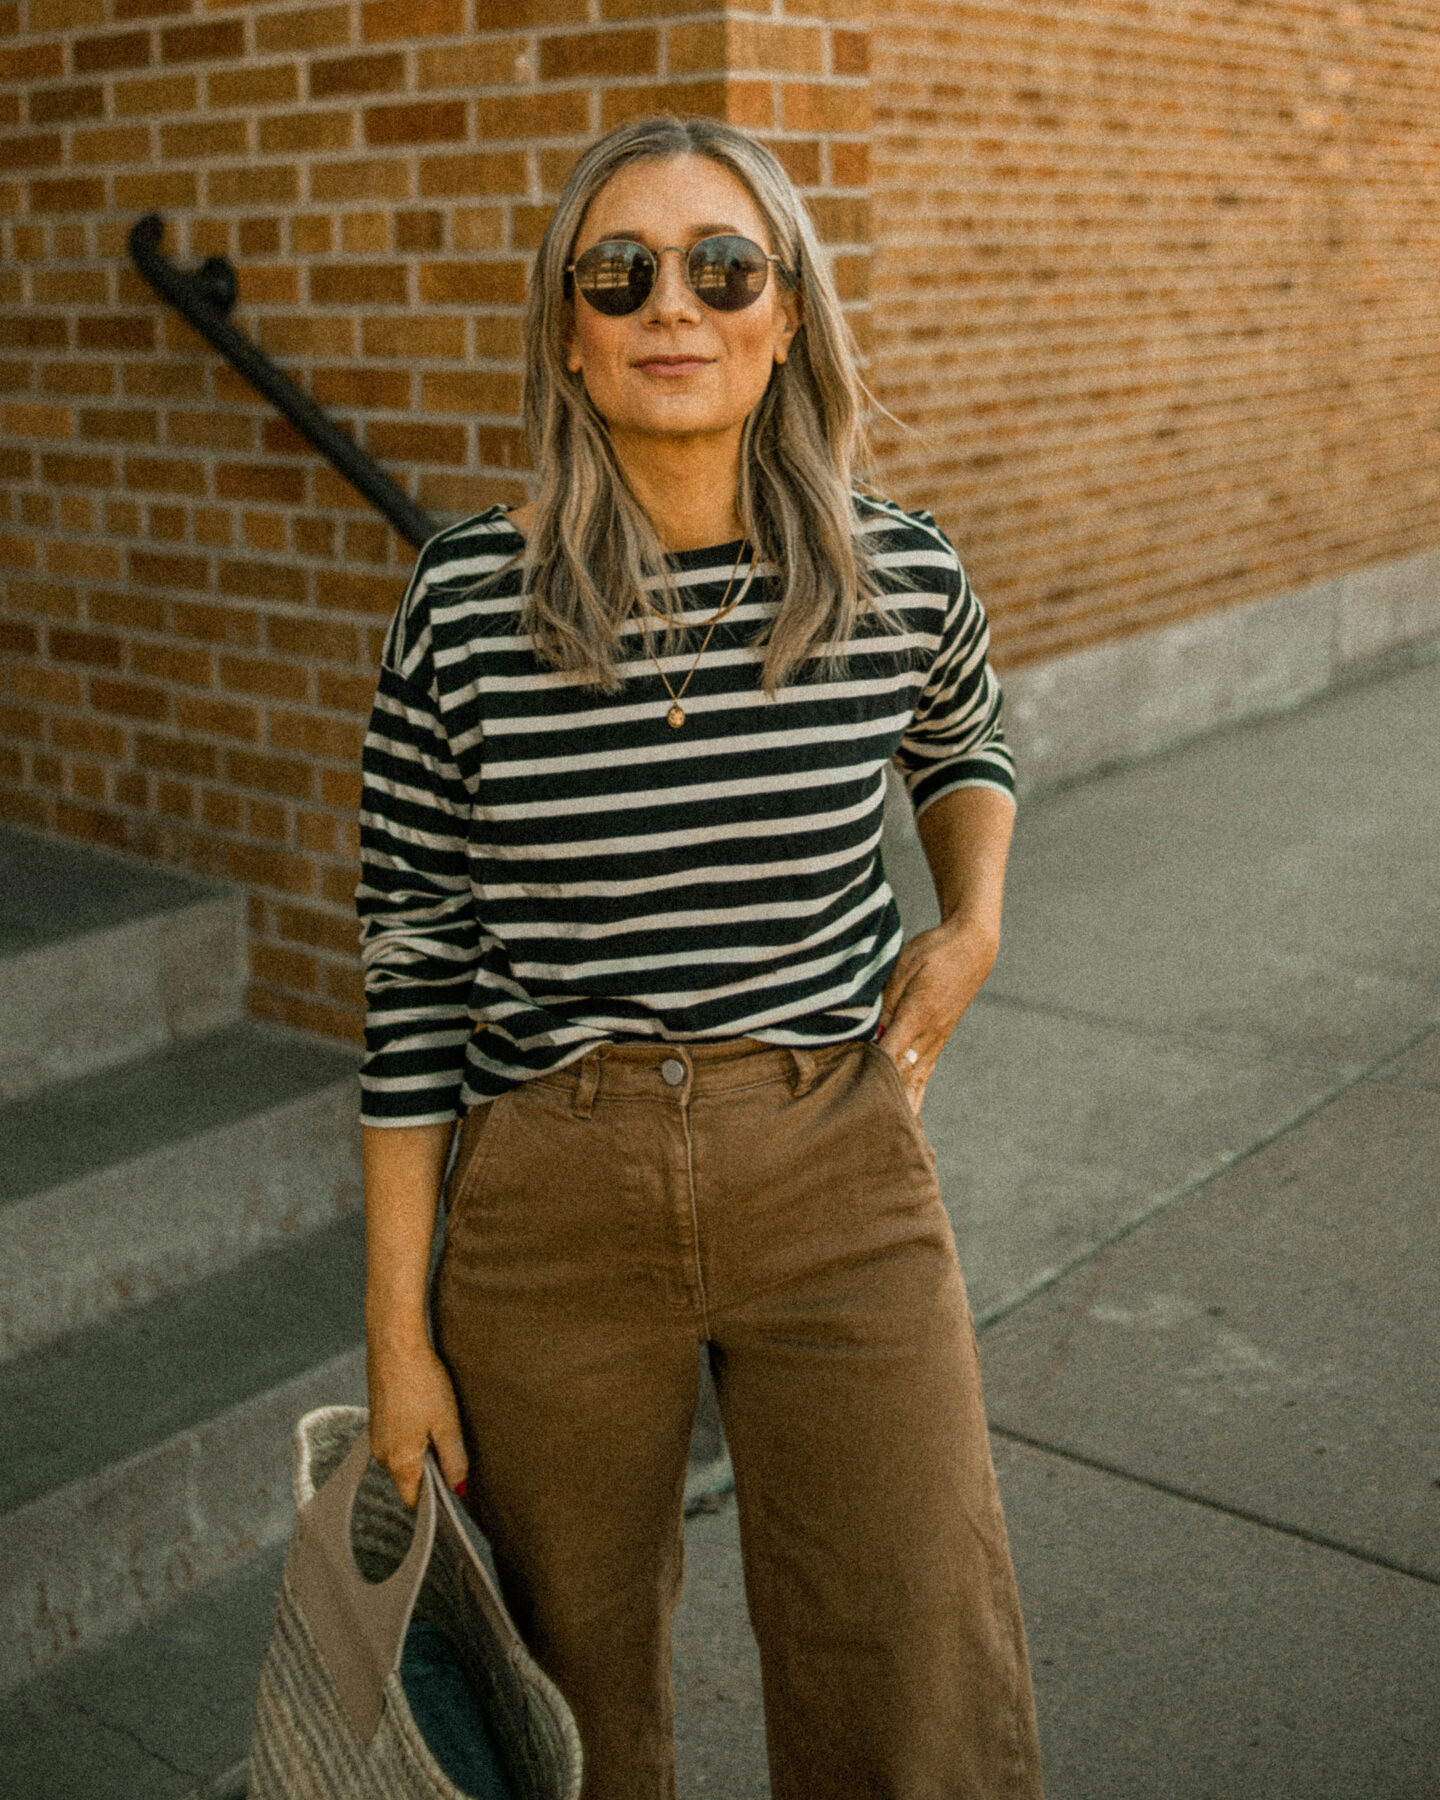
[{"xmin": 128, "ymin": 212, "xmax": 439, "ymax": 550}]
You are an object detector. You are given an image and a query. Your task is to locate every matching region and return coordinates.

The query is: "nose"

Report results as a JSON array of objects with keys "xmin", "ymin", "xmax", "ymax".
[{"xmin": 643, "ymin": 246, "xmax": 701, "ymax": 322}]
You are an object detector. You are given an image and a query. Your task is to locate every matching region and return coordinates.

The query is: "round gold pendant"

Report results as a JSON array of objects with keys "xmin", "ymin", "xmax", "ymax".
[{"xmin": 667, "ymin": 704, "xmax": 686, "ymax": 729}]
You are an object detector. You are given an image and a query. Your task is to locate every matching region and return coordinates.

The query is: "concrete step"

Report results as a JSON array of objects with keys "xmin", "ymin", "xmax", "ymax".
[
  {"xmin": 0, "ymin": 1216, "xmax": 367, "ymax": 1693},
  {"xmin": 0, "ymin": 1021, "xmax": 361, "ymax": 1358},
  {"xmin": 0, "ymin": 824, "xmax": 246, "ymax": 1103}
]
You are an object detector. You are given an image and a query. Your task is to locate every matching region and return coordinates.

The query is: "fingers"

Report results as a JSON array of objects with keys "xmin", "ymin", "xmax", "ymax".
[
  {"xmin": 431, "ymin": 1414, "xmax": 470, "ymax": 1500},
  {"xmin": 367, "ymin": 1345, "xmax": 469, "ymax": 1511}
]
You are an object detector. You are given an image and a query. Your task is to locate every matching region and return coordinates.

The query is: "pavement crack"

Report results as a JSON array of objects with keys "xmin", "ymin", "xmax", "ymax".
[
  {"xmin": 59, "ymin": 1694, "xmax": 201, "ymax": 1779},
  {"xmin": 989, "ymin": 1423, "xmax": 1440, "ymax": 1591}
]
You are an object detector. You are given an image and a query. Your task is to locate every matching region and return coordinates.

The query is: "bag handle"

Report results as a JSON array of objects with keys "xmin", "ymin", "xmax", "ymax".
[{"xmin": 286, "ymin": 1421, "xmax": 440, "ymax": 1745}]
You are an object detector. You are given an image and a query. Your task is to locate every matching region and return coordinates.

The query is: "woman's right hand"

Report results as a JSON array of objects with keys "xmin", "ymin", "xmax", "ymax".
[{"xmin": 366, "ymin": 1337, "xmax": 470, "ymax": 1511}]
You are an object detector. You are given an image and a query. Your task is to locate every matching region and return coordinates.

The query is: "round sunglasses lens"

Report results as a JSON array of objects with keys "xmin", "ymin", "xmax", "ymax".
[
  {"xmin": 688, "ymin": 237, "xmax": 770, "ymax": 311},
  {"xmin": 574, "ymin": 241, "xmax": 655, "ymax": 316}
]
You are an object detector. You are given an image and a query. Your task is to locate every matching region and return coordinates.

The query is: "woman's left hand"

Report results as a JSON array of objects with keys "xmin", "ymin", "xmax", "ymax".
[{"xmin": 879, "ymin": 917, "xmax": 999, "ymax": 1112}]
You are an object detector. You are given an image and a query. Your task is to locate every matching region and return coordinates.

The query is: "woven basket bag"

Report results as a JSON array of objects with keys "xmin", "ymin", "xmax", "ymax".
[{"xmin": 249, "ymin": 1405, "xmax": 582, "ymax": 1800}]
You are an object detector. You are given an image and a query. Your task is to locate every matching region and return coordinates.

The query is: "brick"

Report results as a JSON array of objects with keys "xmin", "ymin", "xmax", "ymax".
[
  {"xmin": 76, "ymin": 406, "xmax": 157, "ymax": 444},
  {"xmin": 314, "ymin": 568, "xmax": 405, "ymax": 614},
  {"xmin": 10, "ymin": 578, "xmax": 79, "ymax": 619},
  {"xmin": 161, "ymin": 119, "xmax": 248, "ymax": 159},
  {"xmin": 311, "ymin": 158, "xmax": 411, "ymax": 203},
  {"xmin": 76, "ymin": 315, "xmax": 154, "ymax": 351},
  {"xmin": 266, "ymin": 614, "xmax": 359, "ymax": 661},
  {"xmin": 365, "ymin": 420, "xmax": 467, "ymax": 465},
  {"xmin": 136, "ymin": 731, "xmax": 218, "ymax": 778},
  {"xmin": 28, "ymin": 177, "xmax": 106, "ymax": 212},
  {"xmin": 484, "ymin": 0, "xmax": 586, "ymax": 20},
  {"xmin": 123, "ymin": 359, "xmax": 205, "ymax": 400},
  {"xmin": 415, "ymin": 41, "xmax": 519, "ymax": 88},
  {"xmin": 259, "ymin": 110, "xmax": 353, "ymax": 154},
  {"xmin": 220, "ymin": 654, "xmax": 309, "ymax": 701},
  {"xmin": 316, "ymin": 668, "xmax": 377, "ymax": 712},
  {"xmin": 270, "ymin": 709, "xmax": 365, "ymax": 761},
  {"xmin": 89, "ymin": 588, "xmax": 165, "ymax": 630},
  {"xmin": 476, "ymin": 425, "xmax": 528, "ymax": 468},
  {"xmin": 173, "ymin": 600, "xmax": 259, "ymax": 646},
  {"xmin": 175, "ymin": 694, "xmax": 260, "ymax": 740},
  {"xmin": 306, "ymin": 364, "xmax": 409, "ymax": 410},
  {"xmin": 0, "ymin": 533, "xmax": 39, "ymax": 570},
  {"xmin": 459, "ymin": 205, "xmax": 508, "ymax": 250},
  {"xmin": 89, "ymin": 677, "xmax": 169, "ymax": 721},
  {"xmin": 421, "ymin": 369, "xmax": 522, "ymax": 415},
  {"xmin": 206, "ymin": 164, "xmax": 298, "ymax": 206},
  {"xmin": 160, "ymin": 19, "xmax": 244, "ymax": 62},
  {"xmin": 292, "ymin": 518, "xmax": 336, "ymax": 558},
  {"xmin": 114, "ymin": 0, "xmax": 189, "ymax": 17},
  {"xmin": 310, "ymin": 262, "xmax": 408, "ymax": 305},
  {"xmin": 259, "ymin": 315, "xmax": 356, "ymax": 357},
  {"xmin": 41, "ymin": 451, "xmax": 114, "ymax": 486},
  {"xmin": 321, "ymin": 767, "xmax": 364, "ymax": 810},
  {"xmin": 218, "ymin": 557, "xmax": 308, "ymax": 604},
  {"xmin": 114, "ymin": 74, "xmax": 198, "ymax": 115},
  {"xmin": 238, "ymin": 218, "xmax": 281, "ymax": 257},
  {"xmin": 0, "ymin": 45, "xmax": 63, "ymax": 79},
  {"xmin": 2, "ymin": 402, "xmax": 70, "ymax": 436},
  {"xmin": 53, "ymin": 715, "xmax": 127, "ymax": 757},
  {"xmin": 474, "ymin": 91, "xmax": 588, "ymax": 139},
  {"xmin": 50, "ymin": 626, "xmax": 123, "ymax": 669},
  {"xmin": 363, "ymin": 0, "xmax": 463, "ymax": 41},
  {"xmin": 0, "ymin": 133, "xmax": 63, "ymax": 171},
  {"xmin": 600, "ymin": 80, "xmax": 727, "ymax": 129},
  {"xmin": 341, "ymin": 519, "xmax": 391, "ymax": 565},
  {"xmin": 209, "ymin": 64, "xmax": 298, "ymax": 108},
  {"xmin": 123, "ymin": 455, "xmax": 206, "ymax": 496},
  {"xmin": 115, "ymin": 169, "xmax": 197, "ymax": 209},
  {"xmin": 73, "ymin": 30, "xmax": 151, "ymax": 72},
  {"xmin": 361, "ymin": 314, "xmax": 466, "ymax": 359},
  {"xmin": 832, "ymin": 29, "xmax": 869, "ymax": 76},
  {"xmin": 0, "ymin": 315, "xmax": 67, "ymax": 348},
  {"xmin": 260, "ymin": 419, "xmax": 315, "ymax": 458},
  {"xmin": 214, "ymin": 463, "xmax": 306, "ymax": 505},
  {"xmin": 417, "ymin": 151, "xmax": 526, "ymax": 198},
  {"xmin": 252, "ymin": 942, "xmax": 319, "ymax": 991},
  {"xmin": 310, "ymin": 51, "xmax": 404, "ymax": 98},
  {"xmin": 167, "ymin": 411, "xmax": 254, "ymax": 451},
  {"xmin": 72, "ymin": 126, "xmax": 152, "ymax": 165},
  {"xmin": 275, "ymin": 900, "xmax": 357, "ymax": 956},
  {"xmin": 540, "ymin": 28, "xmax": 657, "ymax": 80},
  {"xmin": 418, "ymin": 259, "xmax": 527, "ymax": 305},
  {"xmin": 47, "ymin": 541, "xmax": 121, "ymax": 580},
  {"xmin": 202, "ymin": 789, "xmax": 243, "ymax": 830},
  {"xmin": 29, "ymin": 84, "xmax": 105, "ymax": 125},
  {"xmin": 255, "ymin": 6, "xmax": 347, "ymax": 53},
  {"xmin": 364, "ymin": 101, "xmax": 468, "ymax": 148},
  {"xmin": 131, "ymin": 641, "xmax": 211, "ymax": 686},
  {"xmin": 224, "ymin": 749, "xmax": 314, "ymax": 800}
]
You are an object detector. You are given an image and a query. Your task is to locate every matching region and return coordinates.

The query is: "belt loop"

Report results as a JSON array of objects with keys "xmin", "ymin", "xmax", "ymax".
[
  {"xmin": 572, "ymin": 1052, "xmax": 600, "ymax": 1119},
  {"xmin": 789, "ymin": 1048, "xmax": 817, "ymax": 1097}
]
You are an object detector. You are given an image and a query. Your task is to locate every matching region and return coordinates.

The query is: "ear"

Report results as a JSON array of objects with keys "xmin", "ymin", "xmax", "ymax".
[
  {"xmin": 772, "ymin": 281, "xmax": 803, "ymax": 367},
  {"xmin": 562, "ymin": 306, "xmax": 583, "ymax": 375}
]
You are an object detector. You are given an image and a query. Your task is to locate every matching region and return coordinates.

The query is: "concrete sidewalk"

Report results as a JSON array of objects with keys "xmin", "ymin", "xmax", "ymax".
[
  {"xmin": 7, "ymin": 643, "xmax": 1438, "ymax": 1797},
  {"xmin": 671, "ymin": 640, "xmax": 1440, "ymax": 1798}
]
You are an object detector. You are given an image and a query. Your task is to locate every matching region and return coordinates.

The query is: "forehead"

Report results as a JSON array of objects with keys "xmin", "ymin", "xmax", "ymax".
[{"xmin": 574, "ymin": 153, "xmax": 769, "ymax": 248}]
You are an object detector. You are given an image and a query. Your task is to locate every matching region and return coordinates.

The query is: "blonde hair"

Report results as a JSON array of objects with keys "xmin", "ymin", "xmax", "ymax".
[{"xmin": 518, "ymin": 115, "xmax": 885, "ymax": 693}]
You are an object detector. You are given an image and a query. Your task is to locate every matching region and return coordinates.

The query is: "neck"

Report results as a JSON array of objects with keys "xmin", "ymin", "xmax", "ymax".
[{"xmin": 609, "ymin": 426, "xmax": 746, "ymax": 551}]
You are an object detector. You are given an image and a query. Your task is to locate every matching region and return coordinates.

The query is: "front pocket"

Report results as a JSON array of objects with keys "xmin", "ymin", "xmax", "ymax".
[
  {"xmin": 861, "ymin": 1040, "xmax": 938, "ymax": 1165},
  {"xmin": 444, "ymin": 1094, "xmax": 511, "ymax": 1224}
]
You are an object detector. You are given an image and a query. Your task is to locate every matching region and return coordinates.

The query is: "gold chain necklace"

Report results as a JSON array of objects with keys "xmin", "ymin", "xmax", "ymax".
[{"xmin": 639, "ymin": 540, "xmax": 754, "ymax": 729}]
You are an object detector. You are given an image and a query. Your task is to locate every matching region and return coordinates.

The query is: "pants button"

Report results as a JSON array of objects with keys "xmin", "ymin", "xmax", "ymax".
[{"xmin": 660, "ymin": 1057, "xmax": 686, "ymax": 1087}]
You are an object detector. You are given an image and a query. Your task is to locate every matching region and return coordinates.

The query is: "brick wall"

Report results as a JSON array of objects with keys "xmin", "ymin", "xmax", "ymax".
[
  {"xmin": 2, "ymin": 1, "xmax": 1438, "ymax": 1043},
  {"xmin": 869, "ymin": 2, "xmax": 1440, "ymax": 665},
  {"xmin": 0, "ymin": 0, "xmax": 867, "ymax": 1040}
]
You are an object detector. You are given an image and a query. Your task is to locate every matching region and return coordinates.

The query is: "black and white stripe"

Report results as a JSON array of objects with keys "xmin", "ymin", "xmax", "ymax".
[{"xmin": 357, "ymin": 494, "xmax": 1015, "ymax": 1123}]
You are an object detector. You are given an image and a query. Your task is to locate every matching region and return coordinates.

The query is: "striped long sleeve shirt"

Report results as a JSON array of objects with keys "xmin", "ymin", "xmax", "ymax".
[{"xmin": 356, "ymin": 494, "xmax": 1015, "ymax": 1125}]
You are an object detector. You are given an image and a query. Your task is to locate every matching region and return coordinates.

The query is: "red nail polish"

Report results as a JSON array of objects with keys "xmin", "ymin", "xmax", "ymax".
[
  {"xmin": 453, "ymin": 1477, "xmax": 467, "ymax": 1498},
  {"xmin": 875, "ymin": 1023, "xmax": 886, "ymax": 1041}
]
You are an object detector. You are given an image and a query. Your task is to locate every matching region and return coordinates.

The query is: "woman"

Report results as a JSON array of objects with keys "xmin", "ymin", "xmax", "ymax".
[{"xmin": 358, "ymin": 116, "xmax": 1043, "ymax": 1799}]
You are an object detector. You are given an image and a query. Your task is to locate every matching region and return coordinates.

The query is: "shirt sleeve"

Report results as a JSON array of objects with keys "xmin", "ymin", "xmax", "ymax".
[
  {"xmin": 355, "ymin": 568, "xmax": 478, "ymax": 1128},
  {"xmin": 891, "ymin": 530, "xmax": 1017, "ymax": 817}
]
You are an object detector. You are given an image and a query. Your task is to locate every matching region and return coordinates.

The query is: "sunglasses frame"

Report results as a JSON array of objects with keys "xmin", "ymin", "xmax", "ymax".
[{"xmin": 564, "ymin": 234, "xmax": 793, "ymax": 317}]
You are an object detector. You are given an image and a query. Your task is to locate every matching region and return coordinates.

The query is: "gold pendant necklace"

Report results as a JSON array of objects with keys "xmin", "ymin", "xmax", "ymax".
[{"xmin": 641, "ymin": 540, "xmax": 754, "ymax": 728}]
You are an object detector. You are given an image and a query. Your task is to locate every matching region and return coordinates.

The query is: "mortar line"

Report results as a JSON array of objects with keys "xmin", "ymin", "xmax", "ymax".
[{"xmin": 989, "ymin": 1423, "xmax": 1440, "ymax": 1593}]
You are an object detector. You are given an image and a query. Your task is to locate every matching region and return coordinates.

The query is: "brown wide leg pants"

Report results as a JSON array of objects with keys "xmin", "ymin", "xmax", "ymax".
[{"xmin": 434, "ymin": 1038, "xmax": 1043, "ymax": 1800}]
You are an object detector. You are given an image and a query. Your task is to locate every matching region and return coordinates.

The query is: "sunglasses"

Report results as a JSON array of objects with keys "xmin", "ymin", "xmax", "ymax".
[{"xmin": 565, "ymin": 235, "xmax": 792, "ymax": 317}]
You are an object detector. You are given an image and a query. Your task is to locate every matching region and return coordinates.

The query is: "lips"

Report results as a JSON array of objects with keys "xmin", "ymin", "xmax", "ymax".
[{"xmin": 635, "ymin": 356, "xmax": 711, "ymax": 375}]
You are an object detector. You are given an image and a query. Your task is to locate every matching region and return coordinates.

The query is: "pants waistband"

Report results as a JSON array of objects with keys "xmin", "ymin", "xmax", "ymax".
[{"xmin": 529, "ymin": 1037, "xmax": 865, "ymax": 1111}]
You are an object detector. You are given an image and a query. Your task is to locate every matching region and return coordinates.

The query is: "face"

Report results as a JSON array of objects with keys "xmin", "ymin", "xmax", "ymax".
[{"xmin": 563, "ymin": 154, "xmax": 801, "ymax": 454}]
